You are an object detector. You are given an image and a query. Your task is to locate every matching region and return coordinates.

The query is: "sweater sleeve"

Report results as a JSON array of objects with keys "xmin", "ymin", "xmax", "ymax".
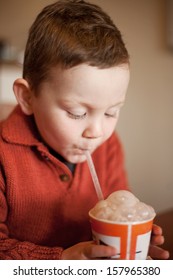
[
  {"xmin": 0, "ymin": 170, "xmax": 63, "ymax": 260},
  {"xmin": 0, "ymin": 238, "xmax": 63, "ymax": 260}
]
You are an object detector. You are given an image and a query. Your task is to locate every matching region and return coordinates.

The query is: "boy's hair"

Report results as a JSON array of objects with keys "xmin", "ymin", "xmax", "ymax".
[{"xmin": 23, "ymin": 0, "xmax": 129, "ymax": 91}]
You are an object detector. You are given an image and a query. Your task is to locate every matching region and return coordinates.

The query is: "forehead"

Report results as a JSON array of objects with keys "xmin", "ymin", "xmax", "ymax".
[{"xmin": 43, "ymin": 64, "xmax": 130, "ymax": 106}]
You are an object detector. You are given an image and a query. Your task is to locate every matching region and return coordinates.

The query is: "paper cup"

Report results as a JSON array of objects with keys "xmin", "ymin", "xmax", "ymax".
[{"xmin": 89, "ymin": 211, "xmax": 155, "ymax": 260}]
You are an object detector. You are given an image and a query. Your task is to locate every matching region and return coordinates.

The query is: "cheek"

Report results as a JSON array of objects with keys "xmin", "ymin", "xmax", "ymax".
[
  {"xmin": 104, "ymin": 119, "xmax": 118, "ymax": 136},
  {"xmin": 51, "ymin": 117, "xmax": 83, "ymax": 143}
]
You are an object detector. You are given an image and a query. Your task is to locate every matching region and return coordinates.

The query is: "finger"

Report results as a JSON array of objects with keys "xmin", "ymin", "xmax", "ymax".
[
  {"xmin": 84, "ymin": 244, "xmax": 116, "ymax": 259},
  {"xmin": 150, "ymin": 234, "xmax": 164, "ymax": 246},
  {"xmin": 152, "ymin": 224, "xmax": 162, "ymax": 235},
  {"xmin": 148, "ymin": 245, "xmax": 169, "ymax": 260}
]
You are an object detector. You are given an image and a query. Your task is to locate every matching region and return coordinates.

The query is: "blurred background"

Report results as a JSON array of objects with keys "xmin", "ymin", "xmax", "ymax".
[{"xmin": 0, "ymin": 0, "xmax": 173, "ymax": 215}]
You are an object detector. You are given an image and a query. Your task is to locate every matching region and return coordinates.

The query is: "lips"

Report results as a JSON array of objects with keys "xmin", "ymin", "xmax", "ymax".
[
  {"xmin": 74, "ymin": 143, "xmax": 100, "ymax": 154},
  {"xmin": 74, "ymin": 147, "xmax": 92, "ymax": 155},
  {"xmin": 78, "ymin": 147, "xmax": 93, "ymax": 152},
  {"xmin": 74, "ymin": 145, "xmax": 92, "ymax": 150}
]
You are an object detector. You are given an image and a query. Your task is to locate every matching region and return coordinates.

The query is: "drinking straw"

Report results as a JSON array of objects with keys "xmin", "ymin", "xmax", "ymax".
[{"xmin": 84, "ymin": 150, "xmax": 104, "ymax": 201}]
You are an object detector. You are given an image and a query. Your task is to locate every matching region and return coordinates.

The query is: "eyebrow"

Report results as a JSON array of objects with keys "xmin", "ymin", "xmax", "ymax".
[{"xmin": 108, "ymin": 101, "xmax": 125, "ymax": 109}]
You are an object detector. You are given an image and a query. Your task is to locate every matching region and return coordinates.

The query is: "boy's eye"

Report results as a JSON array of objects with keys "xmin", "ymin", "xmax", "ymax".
[
  {"xmin": 67, "ymin": 111, "xmax": 87, "ymax": 120},
  {"xmin": 105, "ymin": 110, "xmax": 120, "ymax": 118}
]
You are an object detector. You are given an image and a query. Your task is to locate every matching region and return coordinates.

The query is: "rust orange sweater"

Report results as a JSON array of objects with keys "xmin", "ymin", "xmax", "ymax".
[{"xmin": 0, "ymin": 106, "xmax": 128, "ymax": 259}]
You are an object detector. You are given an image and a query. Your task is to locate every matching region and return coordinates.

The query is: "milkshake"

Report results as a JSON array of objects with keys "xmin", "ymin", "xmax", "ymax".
[{"xmin": 89, "ymin": 190, "xmax": 156, "ymax": 259}]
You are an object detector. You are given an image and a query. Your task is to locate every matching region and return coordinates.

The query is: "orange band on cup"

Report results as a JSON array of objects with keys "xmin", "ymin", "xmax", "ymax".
[
  {"xmin": 90, "ymin": 217, "xmax": 128, "ymax": 259},
  {"xmin": 90, "ymin": 217, "xmax": 153, "ymax": 260},
  {"xmin": 130, "ymin": 220, "xmax": 153, "ymax": 259}
]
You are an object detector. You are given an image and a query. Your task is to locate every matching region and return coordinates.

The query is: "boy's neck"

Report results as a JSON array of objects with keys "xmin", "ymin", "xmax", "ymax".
[{"xmin": 49, "ymin": 147, "xmax": 76, "ymax": 174}]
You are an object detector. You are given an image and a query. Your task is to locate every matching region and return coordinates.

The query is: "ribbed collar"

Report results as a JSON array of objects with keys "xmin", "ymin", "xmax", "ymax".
[
  {"xmin": 1, "ymin": 105, "xmax": 76, "ymax": 173},
  {"xmin": 1, "ymin": 105, "xmax": 44, "ymax": 148}
]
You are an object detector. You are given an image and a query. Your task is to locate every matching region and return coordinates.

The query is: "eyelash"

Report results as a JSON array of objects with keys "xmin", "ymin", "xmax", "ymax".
[
  {"xmin": 105, "ymin": 110, "xmax": 119, "ymax": 118},
  {"xmin": 67, "ymin": 112, "xmax": 87, "ymax": 120},
  {"xmin": 105, "ymin": 113, "xmax": 115, "ymax": 118},
  {"xmin": 67, "ymin": 111, "xmax": 119, "ymax": 120}
]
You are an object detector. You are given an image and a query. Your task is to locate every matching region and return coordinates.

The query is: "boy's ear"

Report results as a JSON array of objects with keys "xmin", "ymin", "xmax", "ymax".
[{"xmin": 13, "ymin": 78, "xmax": 33, "ymax": 115}]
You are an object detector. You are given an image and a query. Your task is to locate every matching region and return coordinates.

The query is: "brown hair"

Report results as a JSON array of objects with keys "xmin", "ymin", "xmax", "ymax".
[{"xmin": 23, "ymin": 0, "xmax": 129, "ymax": 91}]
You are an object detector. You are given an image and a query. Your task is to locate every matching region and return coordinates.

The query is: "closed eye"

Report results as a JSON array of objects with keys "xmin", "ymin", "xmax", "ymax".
[
  {"xmin": 67, "ymin": 111, "xmax": 87, "ymax": 120},
  {"xmin": 105, "ymin": 110, "xmax": 120, "ymax": 118}
]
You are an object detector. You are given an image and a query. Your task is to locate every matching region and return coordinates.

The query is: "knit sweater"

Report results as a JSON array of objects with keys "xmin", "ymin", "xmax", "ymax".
[{"xmin": 0, "ymin": 105, "xmax": 128, "ymax": 259}]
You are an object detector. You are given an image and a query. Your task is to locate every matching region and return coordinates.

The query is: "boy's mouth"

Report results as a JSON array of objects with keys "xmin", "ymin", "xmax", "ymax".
[{"xmin": 74, "ymin": 147, "xmax": 93, "ymax": 155}]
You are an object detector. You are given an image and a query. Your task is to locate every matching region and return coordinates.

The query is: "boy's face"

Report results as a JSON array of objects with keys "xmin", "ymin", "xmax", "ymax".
[{"xmin": 30, "ymin": 64, "xmax": 130, "ymax": 163}]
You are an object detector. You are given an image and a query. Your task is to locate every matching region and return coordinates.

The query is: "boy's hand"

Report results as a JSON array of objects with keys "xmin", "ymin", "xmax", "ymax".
[
  {"xmin": 61, "ymin": 241, "xmax": 116, "ymax": 260},
  {"xmin": 61, "ymin": 224, "xmax": 170, "ymax": 260},
  {"xmin": 148, "ymin": 224, "xmax": 169, "ymax": 259}
]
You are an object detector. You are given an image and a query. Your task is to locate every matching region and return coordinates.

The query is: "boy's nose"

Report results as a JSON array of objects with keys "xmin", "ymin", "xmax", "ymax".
[{"xmin": 82, "ymin": 121, "xmax": 103, "ymax": 139}]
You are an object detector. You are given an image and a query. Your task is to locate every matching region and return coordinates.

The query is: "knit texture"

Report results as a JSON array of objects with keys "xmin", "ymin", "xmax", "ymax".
[{"xmin": 0, "ymin": 105, "xmax": 128, "ymax": 259}]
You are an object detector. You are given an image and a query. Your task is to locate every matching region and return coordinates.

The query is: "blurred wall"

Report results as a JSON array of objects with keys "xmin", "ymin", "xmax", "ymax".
[{"xmin": 0, "ymin": 0, "xmax": 173, "ymax": 213}]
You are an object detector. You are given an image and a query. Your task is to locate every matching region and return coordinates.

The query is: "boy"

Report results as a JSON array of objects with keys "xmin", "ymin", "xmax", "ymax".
[{"xmin": 0, "ymin": 0, "xmax": 169, "ymax": 259}]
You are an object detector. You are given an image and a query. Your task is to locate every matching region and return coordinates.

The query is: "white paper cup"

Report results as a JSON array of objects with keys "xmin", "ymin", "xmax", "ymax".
[{"xmin": 89, "ymin": 211, "xmax": 155, "ymax": 260}]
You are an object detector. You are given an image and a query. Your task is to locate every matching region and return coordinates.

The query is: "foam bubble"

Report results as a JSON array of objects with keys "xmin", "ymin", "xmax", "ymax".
[{"xmin": 90, "ymin": 190, "xmax": 155, "ymax": 222}]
